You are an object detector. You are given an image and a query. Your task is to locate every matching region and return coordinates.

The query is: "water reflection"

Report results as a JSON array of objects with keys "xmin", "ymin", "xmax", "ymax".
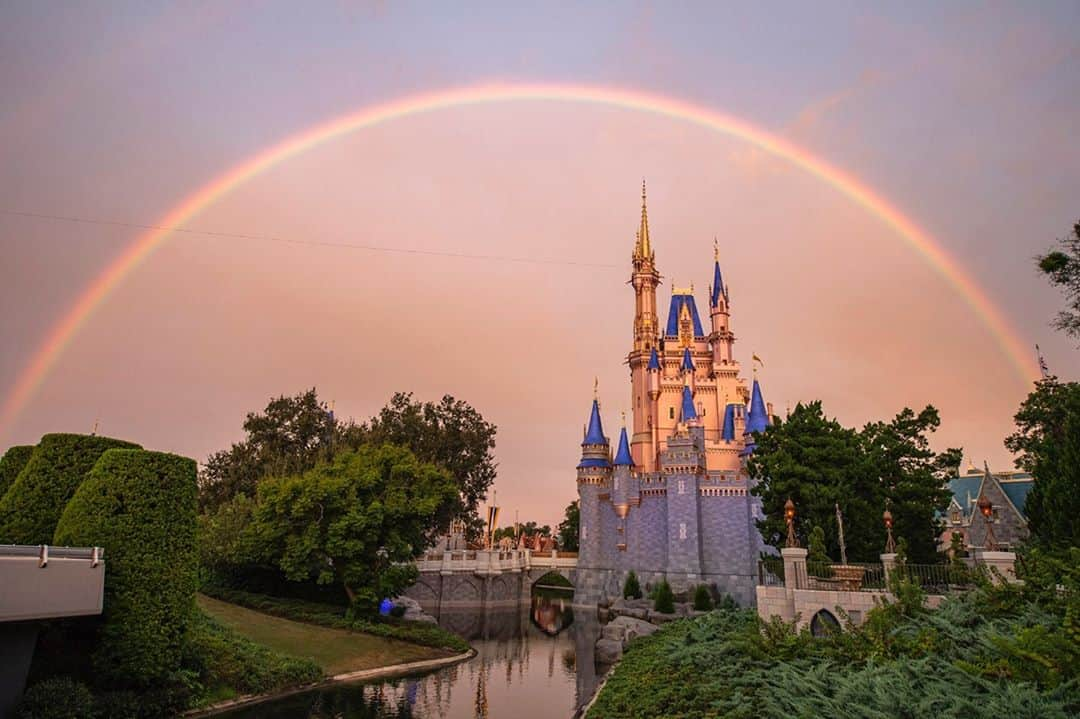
[{"xmin": 218, "ymin": 590, "xmax": 604, "ymax": 719}]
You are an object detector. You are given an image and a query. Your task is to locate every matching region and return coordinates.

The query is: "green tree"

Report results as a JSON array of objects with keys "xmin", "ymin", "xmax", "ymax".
[
  {"xmin": 199, "ymin": 388, "xmax": 362, "ymax": 510},
  {"xmin": 365, "ymin": 392, "xmax": 497, "ymax": 520},
  {"xmin": 246, "ymin": 444, "xmax": 460, "ymax": 614},
  {"xmin": 692, "ymin": 584, "xmax": 714, "ymax": 611},
  {"xmin": 861, "ymin": 406, "xmax": 959, "ymax": 563},
  {"xmin": 1037, "ymin": 220, "xmax": 1080, "ymax": 339},
  {"xmin": 54, "ymin": 449, "xmax": 198, "ymax": 686},
  {"xmin": 557, "ymin": 500, "xmax": 579, "ymax": 552},
  {"xmin": 1007, "ymin": 377, "xmax": 1080, "ymax": 546},
  {"xmin": 807, "ymin": 525, "xmax": 831, "ymax": 564},
  {"xmin": 0, "ymin": 444, "xmax": 34, "ymax": 500},
  {"xmin": 653, "ymin": 580, "xmax": 675, "ymax": 614},
  {"xmin": 492, "ymin": 520, "xmax": 551, "ymax": 543},
  {"xmin": 198, "ymin": 493, "xmax": 257, "ymax": 579},
  {"xmin": 623, "ymin": 570, "xmax": 642, "ymax": 600},
  {"xmin": 748, "ymin": 402, "xmax": 876, "ymax": 560},
  {"xmin": 0, "ymin": 433, "xmax": 140, "ymax": 544}
]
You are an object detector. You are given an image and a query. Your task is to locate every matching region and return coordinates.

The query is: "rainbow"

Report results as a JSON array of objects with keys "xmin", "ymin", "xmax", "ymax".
[{"xmin": 0, "ymin": 82, "xmax": 1039, "ymax": 440}]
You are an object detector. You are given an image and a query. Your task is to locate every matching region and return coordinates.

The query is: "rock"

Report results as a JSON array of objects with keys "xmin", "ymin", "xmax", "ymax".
[
  {"xmin": 623, "ymin": 607, "xmax": 649, "ymax": 620},
  {"xmin": 394, "ymin": 596, "xmax": 423, "ymax": 612},
  {"xmin": 648, "ymin": 610, "xmax": 678, "ymax": 624},
  {"xmin": 595, "ymin": 638, "xmax": 624, "ymax": 664},
  {"xmin": 610, "ymin": 616, "xmax": 658, "ymax": 643},
  {"xmin": 611, "ymin": 598, "xmax": 628, "ymax": 611},
  {"xmin": 601, "ymin": 623, "xmax": 626, "ymax": 642}
]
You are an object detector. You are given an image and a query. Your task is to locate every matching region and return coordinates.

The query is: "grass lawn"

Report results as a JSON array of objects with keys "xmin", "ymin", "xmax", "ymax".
[{"xmin": 197, "ymin": 594, "xmax": 450, "ymax": 675}]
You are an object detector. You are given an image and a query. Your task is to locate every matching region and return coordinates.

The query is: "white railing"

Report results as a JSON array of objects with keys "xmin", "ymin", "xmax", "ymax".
[{"xmin": 414, "ymin": 549, "xmax": 577, "ymax": 574}]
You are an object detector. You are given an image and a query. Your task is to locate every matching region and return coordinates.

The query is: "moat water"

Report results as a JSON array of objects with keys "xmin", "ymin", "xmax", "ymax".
[{"xmin": 218, "ymin": 590, "xmax": 607, "ymax": 719}]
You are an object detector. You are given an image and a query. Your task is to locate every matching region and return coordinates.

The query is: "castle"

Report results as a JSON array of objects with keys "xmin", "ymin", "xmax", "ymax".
[{"xmin": 574, "ymin": 184, "xmax": 773, "ymax": 607}]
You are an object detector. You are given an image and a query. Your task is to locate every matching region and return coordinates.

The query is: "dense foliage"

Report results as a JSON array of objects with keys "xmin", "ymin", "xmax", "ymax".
[
  {"xmin": 557, "ymin": 499, "xmax": 579, "ymax": 551},
  {"xmin": 493, "ymin": 520, "xmax": 551, "ymax": 542},
  {"xmin": 692, "ymin": 585, "xmax": 713, "ymax": 611},
  {"xmin": 1006, "ymin": 376, "xmax": 1080, "ymax": 547},
  {"xmin": 14, "ymin": 677, "xmax": 97, "ymax": 719},
  {"xmin": 749, "ymin": 402, "xmax": 959, "ymax": 563},
  {"xmin": 589, "ymin": 549, "xmax": 1080, "ymax": 718},
  {"xmin": 652, "ymin": 580, "xmax": 675, "ymax": 614},
  {"xmin": 0, "ymin": 444, "xmax": 34, "ymax": 499},
  {"xmin": 199, "ymin": 586, "xmax": 470, "ymax": 653},
  {"xmin": 246, "ymin": 444, "xmax": 460, "ymax": 614},
  {"xmin": 54, "ymin": 449, "xmax": 198, "ymax": 686},
  {"xmin": 1037, "ymin": 220, "xmax": 1080, "ymax": 339},
  {"xmin": 623, "ymin": 571, "xmax": 642, "ymax": 600},
  {"xmin": 0, "ymin": 433, "xmax": 140, "ymax": 544}
]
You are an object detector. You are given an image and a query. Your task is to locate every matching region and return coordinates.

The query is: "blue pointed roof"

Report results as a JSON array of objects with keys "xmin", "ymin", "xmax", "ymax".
[
  {"xmin": 582, "ymin": 399, "xmax": 607, "ymax": 445},
  {"xmin": 665, "ymin": 294, "xmax": 706, "ymax": 337},
  {"xmin": 710, "ymin": 261, "xmax": 726, "ymax": 308},
  {"xmin": 647, "ymin": 347, "xmax": 661, "ymax": 371},
  {"xmin": 681, "ymin": 347, "xmax": 695, "ymax": 372},
  {"xmin": 721, "ymin": 403, "xmax": 736, "ymax": 441},
  {"xmin": 744, "ymin": 379, "xmax": 769, "ymax": 435},
  {"xmin": 613, "ymin": 427, "xmax": 633, "ymax": 466},
  {"xmin": 680, "ymin": 385, "xmax": 698, "ymax": 422}
]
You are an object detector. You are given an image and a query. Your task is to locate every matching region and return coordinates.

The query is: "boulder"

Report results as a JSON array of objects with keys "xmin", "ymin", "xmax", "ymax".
[
  {"xmin": 610, "ymin": 616, "xmax": 658, "ymax": 643},
  {"xmin": 595, "ymin": 638, "xmax": 624, "ymax": 664}
]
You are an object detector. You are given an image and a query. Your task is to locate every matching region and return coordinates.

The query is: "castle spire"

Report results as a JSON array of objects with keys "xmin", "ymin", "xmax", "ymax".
[
  {"xmin": 680, "ymin": 385, "xmax": 698, "ymax": 422},
  {"xmin": 583, "ymin": 397, "xmax": 606, "ymax": 446},
  {"xmin": 613, "ymin": 425, "xmax": 633, "ymax": 466},
  {"xmin": 710, "ymin": 239, "xmax": 726, "ymax": 308},
  {"xmin": 635, "ymin": 180, "xmax": 651, "ymax": 260}
]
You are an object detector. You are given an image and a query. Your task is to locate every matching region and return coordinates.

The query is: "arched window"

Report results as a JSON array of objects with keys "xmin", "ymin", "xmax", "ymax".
[
  {"xmin": 810, "ymin": 609, "xmax": 840, "ymax": 637},
  {"xmin": 669, "ymin": 407, "xmax": 675, "ymax": 419}
]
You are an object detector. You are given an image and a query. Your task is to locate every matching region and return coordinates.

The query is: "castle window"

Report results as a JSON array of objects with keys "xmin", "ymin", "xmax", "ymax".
[
  {"xmin": 669, "ymin": 407, "xmax": 675, "ymax": 419},
  {"xmin": 679, "ymin": 523, "xmax": 687, "ymax": 540}
]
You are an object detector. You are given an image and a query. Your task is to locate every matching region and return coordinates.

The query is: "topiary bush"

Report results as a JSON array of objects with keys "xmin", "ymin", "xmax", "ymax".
[
  {"xmin": 653, "ymin": 580, "xmax": 675, "ymax": 614},
  {"xmin": 623, "ymin": 570, "xmax": 643, "ymax": 600},
  {"xmin": 15, "ymin": 676, "xmax": 96, "ymax": 719},
  {"xmin": 54, "ymin": 449, "xmax": 197, "ymax": 686},
  {"xmin": 0, "ymin": 444, "xmax": 34, "ymax": 501},
  {"xmin": 0, "ymin": 433, "xmax": 140, "ymax": 544},
  {"xmin": 692, "ymin": 584, "xmax": 713, "ymax": 611}
]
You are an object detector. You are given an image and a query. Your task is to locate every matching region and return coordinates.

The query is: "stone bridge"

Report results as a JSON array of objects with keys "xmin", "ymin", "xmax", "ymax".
[{"xmin": 403, "ymin": 549, "xmax": 578, "ymax": 611}]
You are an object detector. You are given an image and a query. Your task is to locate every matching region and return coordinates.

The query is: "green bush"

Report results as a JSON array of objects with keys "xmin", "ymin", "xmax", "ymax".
[
  {"xmin": 0, "ymin": 444, "xmax": 34, "ymax": 501},
  {"xmin": 0, "ymin": 434, "xmax": 139, "ymax": 544},
  {"xmin": 15, "ymin": 677, "xmax": 96, "ymax": 719},
  {"xmin": 54, "ymin": 449, "xmax": 197, "ymax": 686},
  {"xmin": 623, "ymin": 570, "xmax": 642, "ymax": 600},
  {"xmin": 653, "ymin": 580, "xmax": 675, "ymax": 614},
  {"xmin": 692, "ymin": 584, "xmax": 713, "ymax": 611},
  {"xmin": 200, "ymin": 585, "xmax": 470, "ymax": 653}
]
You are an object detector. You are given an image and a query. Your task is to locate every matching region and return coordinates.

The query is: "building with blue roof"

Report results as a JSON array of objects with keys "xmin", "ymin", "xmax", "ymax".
[
  {"xmin": 941, "ymin": 463, "xmax": 1034, "ymax": 552},
  {"xmin": 574, "ymin": 184, "xmax": 775, "ymax": 608}
]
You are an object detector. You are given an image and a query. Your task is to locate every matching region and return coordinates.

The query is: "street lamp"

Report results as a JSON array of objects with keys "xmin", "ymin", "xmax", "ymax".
[
  {"xmin": 977, "ymin": 495, "xmax": 998, "ymax": 551},
  {"xmin": 784, "ymin": 498, "xmax": 798, "ymax": 548},
  {"xmin": 883, "ymin": 509, "xmax": 896, "ymax": 553}
]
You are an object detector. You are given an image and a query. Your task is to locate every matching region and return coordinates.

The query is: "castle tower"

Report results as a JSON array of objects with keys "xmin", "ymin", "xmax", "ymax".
[
  {"xmin": 629, "ymin": 183, "xmax": 662, "ymax": 472},
  {"xmin": 576, "ymin": 392, "xmax": 611, "ymax": 571}
]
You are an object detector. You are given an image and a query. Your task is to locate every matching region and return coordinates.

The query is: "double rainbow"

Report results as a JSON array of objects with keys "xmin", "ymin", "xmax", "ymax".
[{"xmin": 0, "ymin": 82, "xmax": 1039, "ymax": 440}]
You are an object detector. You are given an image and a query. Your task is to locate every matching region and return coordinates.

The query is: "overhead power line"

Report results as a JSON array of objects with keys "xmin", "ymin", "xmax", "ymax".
[{"xmin": 0, "ymin": 209, "xmax": 618, "ymax": 269}]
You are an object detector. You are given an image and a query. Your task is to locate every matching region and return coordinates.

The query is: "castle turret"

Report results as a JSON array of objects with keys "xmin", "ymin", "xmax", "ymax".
[
  {"xmin": 630, "ymin": 183, "xmax": 662, "ymax": 470},
  {"xmin": 741, "ymin": 378, "xmax": 770, "ymax": 456},
  {"xmin": 709, "ymin": 242, "xmax": 734, "ymax": 367},
  {"xmin": 577, "ymin": 393, "xmax": 611, "ymax": 573}
]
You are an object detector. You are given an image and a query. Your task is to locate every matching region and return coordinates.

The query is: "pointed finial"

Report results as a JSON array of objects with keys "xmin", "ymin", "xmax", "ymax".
[
  {"xmin": 714, "ymin": 237, "xmax": 719, "ymax": 261},
  {"xmin": 594, "ymin": 376, "xmax": 599, "ymax": 400},
  {"xmin": 91, "ymin": 418, "xmax": 99, "ymax": 436},
  {"xmin": 638, "ymin": 179, "xmax": 651, "ymax": 259},
  {"xmin": 621, "ymin": 410, "xmax": 626, "ymax": 426}
]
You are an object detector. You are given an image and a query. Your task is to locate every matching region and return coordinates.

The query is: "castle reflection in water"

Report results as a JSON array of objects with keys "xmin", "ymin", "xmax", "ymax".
[{"xmin": 219, "ymin": 591, "xmax": 604, "ymax": 719}]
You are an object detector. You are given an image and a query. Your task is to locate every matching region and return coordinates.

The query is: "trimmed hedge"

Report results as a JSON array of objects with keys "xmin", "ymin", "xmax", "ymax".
[
  {"xmin": 200, "ymin": 586, "xmax": 470, "ymax": 653},
  {"xmin": 0, "ymin": 433, "xmax": 140, "ymax": 544},
  {"xmin": 14, "ymin": 676, "xmax": 96, "ymax": 719},
  {"xmin": 0, "ymin": 444, "xmax": 34, "ymax": 501},
  {"xmin": 54, "ymin": 449, "xmax": 198, "ymax": 686}
]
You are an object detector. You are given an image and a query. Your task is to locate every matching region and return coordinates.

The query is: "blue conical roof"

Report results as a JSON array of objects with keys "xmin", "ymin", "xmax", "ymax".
[
  {"xmin": 744, "ymin": 379, "xmax": 769, "ymax": 435},
  {"xmin": 582, "ymin": 399, "xmax": 607, "ymax": 445},
  {"xmin": 721, "ymin": 403, "xmax": 736, "ymax": 441},
  {"xmin": 680, "ymin": 385, "xmax": 698, "ymax": 422},
  {"xmin": 711, "ymin": 260, "xmax": 726, "ymax": 307},
  {"xmin": 647, "ymin": 347, "xmax": 661, "ymax": 371},
  {"xmin": 613, "ymin": 427, "xmax": 633, "ymax": 465},
  {"xmin": 681, "ymin": 347, "xmax": 695, "ymax": 372}
]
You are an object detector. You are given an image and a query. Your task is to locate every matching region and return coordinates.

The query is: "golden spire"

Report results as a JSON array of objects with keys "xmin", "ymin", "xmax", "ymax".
[
  {"xmin": 714, "ymin": 236, "xmax": 719, "ymax": 261},
  {"xmin": 594, "ymin": 376, "xmax": 599, "ymax": 401},
  {"xmin": 637, "ymin": 179, "xmax": 651, "ymax": 259}
]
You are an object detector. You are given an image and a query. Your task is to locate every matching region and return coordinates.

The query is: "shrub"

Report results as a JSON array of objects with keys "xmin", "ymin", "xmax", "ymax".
[
  {"xmin": 692, "ymin": 584, "xmax": 713, "ymax": 611},
  {"xmin": 0, "ymin": 434, "xmax": 140, "ymax": 544},
  {"xmin": 0, "ymin": 444, "xmax": 34, "ymax": 501},
  {"xmin": 653, "ymin": 580, "xmax": 675, "ymax": 614},
  {"xmin": 623, "ymin": 570, "xmax": 642, "ymax": 600},
  {"xmin": 15, "ymin": 677, "xmax": 96, "ymax": 719},
  {"xmin": 54, "ymin": 449, "xmax": 198, "ymax": 686}
]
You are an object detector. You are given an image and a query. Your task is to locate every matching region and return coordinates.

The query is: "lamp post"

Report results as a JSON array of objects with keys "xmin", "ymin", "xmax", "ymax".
[
  {"xmin": 978, "ymin": 495, "xmax": 998, "ymax": 551},
  {"xmin": 784, "ymin": 498, "xmax": 798, "ymax": 548},
  {"xmin": 883, "ymin": 509, "xmax": 896, "ymax": 554}
]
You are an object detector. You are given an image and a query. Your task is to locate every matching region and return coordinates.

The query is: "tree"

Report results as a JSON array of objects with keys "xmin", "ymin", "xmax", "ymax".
[
  {"xmin": 1037, "ymin": 220, "xmax": 1080, "ymax": 339},
  {"xmin": 492, "ymin": 520, "xmax": 551, "ymax": 543},
  {"xmin": 557, "ymin": 500, "xmax": 580, "ymax": 552},
  {"xmin": 692, "ymin": 584, "xmax": 714, "ymax": 611},
  {"xmin": 623, "ymin": 570, "xmax": 642, "ymax": 600},
  {"xmin": 0, "ymin": 444, "xmax": 34, "ymax": 500},
  {"xmin": 246, "ymin": 444, "xmax": 460, "ymax": 614},
  {"xmin": 748, "ymin": 402, "xmax": 876, "ymax": 561},
  {"xmin": 1006, "ymin": 377, "xmax": 1080, "ymax": 547},
  {"xmin": 54, "ymin": 449, "xmax": 198, "ymax": 686},
  {"xmin": 653, "ymin": 580, "xmax": 675, "ymax": 614},
  {"xmin": 365, "ymin": 392, "xmax": 497, "ymax": 521},
  {"xmin": 199, "ymin": 388, "xmax": 363, "ymax": 510},
  {"xmin": 861, "ymin": 406, "xmax": 958, "ymax": 563},
  {"xmin": 0, "ymin": 433, "xmax": 140, "ymax": 544}
]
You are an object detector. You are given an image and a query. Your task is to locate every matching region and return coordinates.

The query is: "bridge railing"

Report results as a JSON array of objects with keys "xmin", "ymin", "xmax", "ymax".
[{"xmin": 414, "ymin": 548, "xmax": 577, "ymax": 574}]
